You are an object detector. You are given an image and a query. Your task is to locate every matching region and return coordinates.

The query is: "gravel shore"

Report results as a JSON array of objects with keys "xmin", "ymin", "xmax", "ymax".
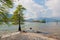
[{"xmin": 0, "ymin": 32, "xmax": 57, "ymax": 40}]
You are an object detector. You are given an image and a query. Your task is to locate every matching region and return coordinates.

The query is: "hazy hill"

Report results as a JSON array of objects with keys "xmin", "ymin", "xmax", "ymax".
[{"xmin": 25, "ymin": 17, "xmax": 60, "ymax": 22}]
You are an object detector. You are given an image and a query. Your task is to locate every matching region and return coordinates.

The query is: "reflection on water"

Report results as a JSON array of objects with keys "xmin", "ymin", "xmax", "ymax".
[{"xmin": 0, "ymin": 22, "xmax": 60, "ymax": 35}]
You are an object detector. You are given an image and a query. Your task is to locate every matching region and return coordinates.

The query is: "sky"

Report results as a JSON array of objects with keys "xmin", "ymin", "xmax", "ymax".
[{"xmin": 10, "ymin": 0, "xmax": 60, "ymax": 19}]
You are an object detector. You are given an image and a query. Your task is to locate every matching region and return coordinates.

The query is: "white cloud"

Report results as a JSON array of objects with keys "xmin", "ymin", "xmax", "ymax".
[
  {"xmin": 10, "ymin": 0, "xmax": 60, "ymax": 19},
  {"xmin": 19, "ymin": 0, "xmax": 47, "ymax": 19},
  {"xmin": 45, "ymin": 0, "xmax": 60, "ymax": 17}
]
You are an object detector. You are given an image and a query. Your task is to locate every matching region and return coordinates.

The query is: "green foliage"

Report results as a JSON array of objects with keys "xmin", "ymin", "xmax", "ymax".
[
  {"xmin": 40, "ymin": 20, "xmax": 46, "ymax": 23},
  {"xmin": 0, "ymin": 0, "xmax": 13, "ymax": 24},
  {"xmin": 0, "ymin": 6, "xmax": 9, "ymax": 24},
  {"xmin": 11, "ymin": 5, "xmax": 25, "ymax": 25},
  {"xmin": 32, "ymin": 20, "xmax": 46, "ymax": 23},
  {"xmin": 0, "ymin": 0, "xmax": 25, "ymax": 25},
  {"xmin": 0, "ymin": 0, "xmax": 13, "ymax": 8}
]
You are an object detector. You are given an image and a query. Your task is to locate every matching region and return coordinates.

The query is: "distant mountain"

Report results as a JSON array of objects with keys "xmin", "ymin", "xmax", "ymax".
[
  {"xmin": 25, "ymin": 17, "xmax": 60, "ymax": 22},
  {"xmin": 25, "ymin": 18, "xmax": 34, "ymax": 22},
  {"xmin": 36, "ymin": 18, "xmax": 57, "ymax": 22}
]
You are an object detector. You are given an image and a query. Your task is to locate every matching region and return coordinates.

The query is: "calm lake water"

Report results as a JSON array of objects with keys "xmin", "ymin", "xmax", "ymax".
[{"xmin": 0, "ymin": 22, "xmax": 60, "ymax": 35}]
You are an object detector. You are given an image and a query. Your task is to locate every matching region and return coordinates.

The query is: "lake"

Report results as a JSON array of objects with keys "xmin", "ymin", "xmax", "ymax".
[{"xmin": 0, "ymin": 22, "xmax": 60, "ymax": 35}]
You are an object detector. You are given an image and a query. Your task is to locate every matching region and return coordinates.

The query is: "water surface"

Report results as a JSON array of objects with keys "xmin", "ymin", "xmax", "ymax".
[{"xmin": 0, "ymin": 22, "xmax": 60, "ymax": 35}]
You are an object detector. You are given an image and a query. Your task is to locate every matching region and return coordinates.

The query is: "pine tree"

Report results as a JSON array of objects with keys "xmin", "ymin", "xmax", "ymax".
[{"xmin": 11, "ymin": 5, "xmax": 25, "ymax": 31}]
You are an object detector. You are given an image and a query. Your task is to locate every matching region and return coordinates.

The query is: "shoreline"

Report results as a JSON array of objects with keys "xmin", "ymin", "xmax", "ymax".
[{"xmin": 0, "ymin": 32, "xmax": 57, "ymax": 40}]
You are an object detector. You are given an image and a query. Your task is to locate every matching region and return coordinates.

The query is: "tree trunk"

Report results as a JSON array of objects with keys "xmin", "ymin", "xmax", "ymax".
[
  {"xmin": 18, "ymin": 13, "xmax": 21, "ymax": 31},
  {"xmin": 18, "ymin": 23, "xmax": 21, "ymax": 31}
]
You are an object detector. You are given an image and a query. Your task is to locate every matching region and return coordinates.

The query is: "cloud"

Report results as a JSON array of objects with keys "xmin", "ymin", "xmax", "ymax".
[
  {"xmin": 19, "ymin": 0, "xmax": 47, "ymax": 19},
  {"xmin": 10, "ymin": 0, "xmax": 60, "ymax": 19},
  {"xmin": 45, "ymin": 0, "xmax": 60, "ymax": 17}
]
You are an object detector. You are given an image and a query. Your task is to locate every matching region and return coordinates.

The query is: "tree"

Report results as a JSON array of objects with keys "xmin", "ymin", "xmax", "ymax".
[
  {"xmin": 0, "ymin": 0, "xmax": 13, "ymax": 8},
  {"xmin": 11, "ymin": 5, "xmax": 25, "ymax": 31},
  {"xmin": 0, "ymin": 0, "xmax": 13, "ymax": 24},
  {"xmin": 0, "ymin": 0, "xmax": 25, "ymax": 31}
]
